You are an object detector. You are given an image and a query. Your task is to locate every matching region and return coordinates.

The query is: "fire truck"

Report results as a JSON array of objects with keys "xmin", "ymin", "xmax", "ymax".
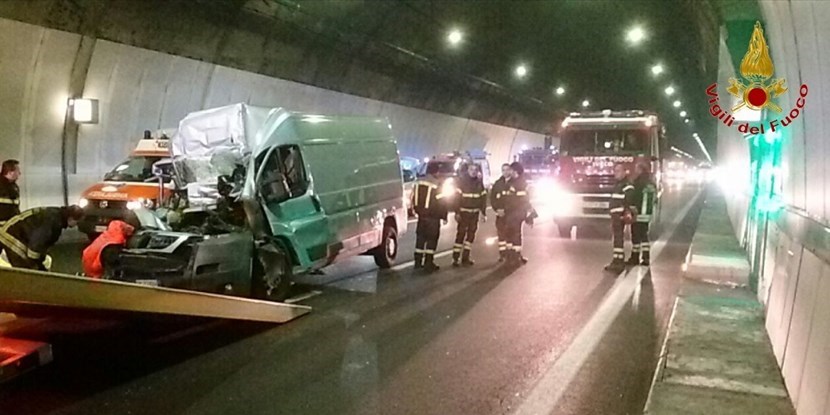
[{"xmin": 549, "ymin": 110, "xmax": 664, "ymax": 237}]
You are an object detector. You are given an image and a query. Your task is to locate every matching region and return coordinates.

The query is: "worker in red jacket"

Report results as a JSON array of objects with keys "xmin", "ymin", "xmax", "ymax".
[{"xmin": 82, "ymin": 220, "xmax": 134, "ymax": 278}]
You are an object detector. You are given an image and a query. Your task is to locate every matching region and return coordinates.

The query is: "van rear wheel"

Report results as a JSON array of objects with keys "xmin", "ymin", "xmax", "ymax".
[
  {"xmin": 252, "ymin": 242, "xmax": 292, "ymax": 302},
  {"xmin": 373, "ymin": 223, "xmax": 398, "ymax": 269},
  {"xmin": 557, "ymin": 224, "xmax": 573, "ymax": 238}
]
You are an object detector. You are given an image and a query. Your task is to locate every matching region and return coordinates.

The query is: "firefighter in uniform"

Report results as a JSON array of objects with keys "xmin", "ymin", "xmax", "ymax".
[
  {"xmin": 412, "ymin": 163, "xmax": 449, "ymax": 272},
  {"xmin": 605, "ymin": 164, "xmax": 636, "ymax": 273},
  {"xmin": 0, "ymin": 206, "xmax": 85, "ymax": 270},
  {"xmin": 0, "ymin": 160, "xmax": 21, "ymax": 226},
  {"xmin": 452, "ymin": 163, "xmax": 487, "ymax": 267},
  {"xmin": 490, "ymin": 163, "xmax": 512, "ymax": 261},
  {"xmin": 628, "ymin": 163, "xmax": 657, "ymax": 266},
  {"xmin": 504, "ymin": 162, "xmax": 532, "ymax": 265}
]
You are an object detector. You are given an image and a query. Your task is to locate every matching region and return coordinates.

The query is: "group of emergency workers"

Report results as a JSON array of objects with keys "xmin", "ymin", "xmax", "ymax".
[
  {"xmin": 410, "ymin": 155, "xmax": 655, "ymax": 274},
  {"xmin": 0, "ymin": 159, "xmax": 82, "ymax": 271},
  {"xmin": 411, "ymin": 160, "xmax": 537, "ymax": 272},
  {"xmin": 0, "ymin": 158, "xmax": 125, "ymax": 276}
]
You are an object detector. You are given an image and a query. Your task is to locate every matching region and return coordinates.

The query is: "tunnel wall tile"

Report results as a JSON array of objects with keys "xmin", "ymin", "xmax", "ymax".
[
  {"xmin": 0, "ymin": 18, "xmax": 543, "ymax": 207},
  {"xmin": 781, "ymin": 250, "xmax": 821, "ymax": 406},
  {"xmin": 795, "ymin": 262, "xmax": 830, "ymax": 415}
]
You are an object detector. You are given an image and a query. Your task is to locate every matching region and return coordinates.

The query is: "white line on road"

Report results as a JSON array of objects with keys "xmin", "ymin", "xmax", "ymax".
[
  {"xmin": 389, "ymin": 250, "xmax": 454, "ymax": 271},
  {"xmin": 512, "ymin": 189, "xmax": 704, "ymax": 415}
]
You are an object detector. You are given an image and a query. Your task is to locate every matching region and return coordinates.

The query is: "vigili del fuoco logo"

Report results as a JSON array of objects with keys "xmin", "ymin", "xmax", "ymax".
[{"xmin": 706, "ymin": 21, "xmax": 808, "ymax": 135}]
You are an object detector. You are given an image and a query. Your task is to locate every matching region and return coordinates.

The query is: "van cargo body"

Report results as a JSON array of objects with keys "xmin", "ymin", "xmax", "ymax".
[{"xmin": 111, "ymin": 104, "xmax": 407, "ymax": 301}]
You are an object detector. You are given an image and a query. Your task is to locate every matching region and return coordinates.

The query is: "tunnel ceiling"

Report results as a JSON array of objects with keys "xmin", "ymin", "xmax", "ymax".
[{"xmin": 0, "ymin": 0, "xmax": 722, "ymax": 156}]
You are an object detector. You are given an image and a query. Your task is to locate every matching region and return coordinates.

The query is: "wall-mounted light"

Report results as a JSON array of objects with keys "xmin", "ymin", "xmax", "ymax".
[{"xmin": 69, "ymin": 98, "xmax": 99, "ymax": 124}]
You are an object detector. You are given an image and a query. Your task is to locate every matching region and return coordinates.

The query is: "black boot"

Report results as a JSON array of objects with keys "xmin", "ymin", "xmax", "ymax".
[
  {"xmin": 414, "ymin": 253, "xmax": 423, "ymax": 269},
  {"xmin": 640, "ymin": 255, "xmax": 650, "ymax": 266},
  {"xmin": 461, "ymin": 251, "xmax": 475, "ymax": 266},
  {"xmin": 424, "ymin": 256, "xmax": 440, "ymax": 273},
  {"xmin": 626, "ymin": 254, "xmax": 640, "ymax": 267},
  {"xmin": 604, "ymin": 260, "xmax": 625, "ymax": 273}
]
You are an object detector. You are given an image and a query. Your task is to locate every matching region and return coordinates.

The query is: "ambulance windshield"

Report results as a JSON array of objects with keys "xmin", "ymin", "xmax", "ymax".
[{"xmin": 105, "ymin": 156, "xmax": 163, "ymax": 182}]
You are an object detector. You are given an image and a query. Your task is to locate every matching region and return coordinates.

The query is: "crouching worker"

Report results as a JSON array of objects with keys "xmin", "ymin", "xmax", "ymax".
[
  {"xmin": 83, "ymin": 220, "xmax": 135, "ymax": 278},
  {"xmin": 0, "ymin": 206, "xmax": 84, "ymax": 271}
]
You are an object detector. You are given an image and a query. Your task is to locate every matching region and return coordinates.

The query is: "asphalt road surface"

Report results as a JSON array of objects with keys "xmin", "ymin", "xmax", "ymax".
[{"xmin": 0, "ymin": 183, "xmax": 705, "ymax": 415}]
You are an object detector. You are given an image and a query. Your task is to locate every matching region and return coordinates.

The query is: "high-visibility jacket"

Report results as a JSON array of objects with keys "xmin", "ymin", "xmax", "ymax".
[
  {"xmin": 0, "ymin": 176, "xmax": 20, "ymax": 225},
  {"xmin": 456, "ymin": 175, "xmax": 487, "ymax": 213},
  {"xmin": 412, "ymin": 175, "xmax": 448, "ymax": 220},
  {"xmin": 490, "ymin": 177, "xmax": 509, "ymax": 211},
  {"xmin": 82, "ymin": 220, "xmax": 134, "ymax": 278},
  {"xmin": 632, "ymin": 175, "xmax": 657, "ymax": 222},
  {"xmin": 503, "ymin": 176, "xmax": 531, "ymax": 219},
  {"xmin": 0, "ymin": 207, "xmax": 67, "ymax": 270},
  {"xmin": 609, "ymin": 179, "xmax": 635, "ymax": 215}
]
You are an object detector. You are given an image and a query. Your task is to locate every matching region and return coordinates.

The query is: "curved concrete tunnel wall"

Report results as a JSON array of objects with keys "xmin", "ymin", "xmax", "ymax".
[
  {"xmin": 0, "ymin": 17, "xmax": 547, "ymax": 208},
  {"xmin": 717, "ymin": 2, "xmax": 830, "ymax": 413}
]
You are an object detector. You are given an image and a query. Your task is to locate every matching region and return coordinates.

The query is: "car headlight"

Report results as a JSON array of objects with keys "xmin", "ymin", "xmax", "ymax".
[
  {"xmin": 441, "ymin": 178, "xmax": 456, "ymax": 198},
  {"xmin": 78, "ymin": 198, "xmax": 89, "ymax": 208}
]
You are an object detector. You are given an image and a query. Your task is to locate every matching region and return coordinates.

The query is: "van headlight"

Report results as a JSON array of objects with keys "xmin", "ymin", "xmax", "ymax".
[{"xmin": 78, "ymin": 198, "xmax": 89, "ymax": 208}]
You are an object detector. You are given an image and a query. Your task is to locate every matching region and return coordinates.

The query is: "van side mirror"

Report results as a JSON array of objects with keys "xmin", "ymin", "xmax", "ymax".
[{"xmin": 259, "ymin": 172, "xmax": 291, "ymax": 204}]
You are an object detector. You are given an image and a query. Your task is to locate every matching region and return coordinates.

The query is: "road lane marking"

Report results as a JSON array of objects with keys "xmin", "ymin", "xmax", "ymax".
[
  {"xmin": 389, "ymin": 250, "xmax": 454, "ymax": 271},
  {"xmin": 513, "ymin": 188, "xmax": 704, "ymax": 415}
]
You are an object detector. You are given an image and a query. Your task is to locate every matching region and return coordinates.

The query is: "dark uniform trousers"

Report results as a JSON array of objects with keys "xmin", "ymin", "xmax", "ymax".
[
  {"xmin": 608, "ymin": 180, "xmax": 634, "ymax": 263},
  {"xmin": 412, "ymin": 177, "xmax": 447, "ymax": 267},
  {"xmin": 630, "ymin": 185, "xmax": 655, "ymax": 262},
  {"xmin": 495, "ymin": 215, "xmax": 507, "ymax": 255},
  {"xmin": 505, "ymin": 213, "xmax": 525, "ymax": 253},
  {"xmin": 453, "ymin": 210, "xmax": 479, "ymax": 261},
  {"xmin": 415, "ymin": 217, "xmax": 441, "ymax": 266}
]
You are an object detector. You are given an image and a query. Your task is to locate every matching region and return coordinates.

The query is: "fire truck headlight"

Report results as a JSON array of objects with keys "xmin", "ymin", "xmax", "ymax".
[
  {"xmin": 142, "ymin": 198, "xmax": 156, "ymax": 209},
  {"xmin": 126, "ymin": 200, "xmax": 142, "ymax": 210},
  {"xmin": 441, "ymin": 178, "xmax": 457, "ymax": 199},
  {"xmin": 78, "ymin": 198, "xmax": 89, "ymax": 209}
]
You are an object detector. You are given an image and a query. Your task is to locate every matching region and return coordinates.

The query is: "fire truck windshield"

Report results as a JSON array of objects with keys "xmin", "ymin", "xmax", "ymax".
[
  {"xmin": 424, "ymin": 161, "xmax": 458, "ymax": 175},
  {"xmin": 104, "ymin": 156, "xmax": 163, "ymax": 182},
  {"xmin": 519, "ymin": 152, "xmax": 555, "ymax": 167},
  {"xmin": 561, "ymin": 129, "xmax": 649, "ymax": 156}
]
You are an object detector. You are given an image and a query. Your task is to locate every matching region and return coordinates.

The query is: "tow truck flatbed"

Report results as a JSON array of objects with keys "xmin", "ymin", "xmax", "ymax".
[{"xmin": 0, "ymin": 267, "xmax": 310, "ymax": 323}]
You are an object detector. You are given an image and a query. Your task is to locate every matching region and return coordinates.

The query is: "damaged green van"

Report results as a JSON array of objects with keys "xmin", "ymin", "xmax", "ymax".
[{"xmin": 111, "ymin": 104, "xmax": 407, "ymax": 300}]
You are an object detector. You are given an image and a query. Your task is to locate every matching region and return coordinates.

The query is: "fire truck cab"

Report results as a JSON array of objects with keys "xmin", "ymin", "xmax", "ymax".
[
  {"xmin": 78, "ymin": 130, "xmax": 174, "ymax": 239},
  {"xmin": 550, "ymin": 110, "xmax": 664, "ymax": 237}
]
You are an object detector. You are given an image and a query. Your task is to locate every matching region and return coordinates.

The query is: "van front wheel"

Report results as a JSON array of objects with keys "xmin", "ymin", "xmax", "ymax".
[
  {"xmin": 252, "ymin": 242, "xmax": 293, "ymax": 302},
  {"xmin": 373, "ymin": 224, "xmax": 398, "ymax": 269}
]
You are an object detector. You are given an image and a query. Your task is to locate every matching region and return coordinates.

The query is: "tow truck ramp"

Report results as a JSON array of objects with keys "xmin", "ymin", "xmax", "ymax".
[{"xmin": 0, "ymin": 267, "xmax": 311, "ymax": 323}]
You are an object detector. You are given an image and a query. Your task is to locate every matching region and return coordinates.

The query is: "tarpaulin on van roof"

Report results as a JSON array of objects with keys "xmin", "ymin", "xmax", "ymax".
[{"xmin": 172, "ymin": 103, "xmax": 285, "ymax": 158}]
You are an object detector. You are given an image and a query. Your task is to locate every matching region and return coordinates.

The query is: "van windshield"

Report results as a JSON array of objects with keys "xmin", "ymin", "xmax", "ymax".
[
  {"xmin": 561, "ymin": 129, "xmax": 649, "ymax": 156},
  {"xmin": 104, "ymin": 156, "xmax": 162, "ymax": 182}
]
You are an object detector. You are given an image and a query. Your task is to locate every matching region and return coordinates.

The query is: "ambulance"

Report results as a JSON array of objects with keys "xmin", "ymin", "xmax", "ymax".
[{"xmin": 77, "ymin": 130, "xmax": 174, "ymax": 239}]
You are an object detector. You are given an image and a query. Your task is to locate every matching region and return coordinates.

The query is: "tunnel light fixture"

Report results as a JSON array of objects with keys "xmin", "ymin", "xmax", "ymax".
[
  {"xmin": 673, "ymin": 100, "xmax": 682, "ymax": 108},
  {"xmin": 555, "ymin": 86, "xmax": 566, "ymax": 96},
  {"xmin": 625, "ymin": 25, "xmax": 646, "ymax": 45},
  {"xmin": 582, "ymin": 99, "xmax": 590, "ymax": 108},
  {"xmin": 447, "ymin": 29, "xmax": 463, "ymax": 46},
  {"xmin": 679, "ymin": 110, "xmax": 687, "ymax": 117},
  {"xmin": 664, "ymin": 86, "xmax": 675, "ymax": 96},
  {"xmin": 684, "ymin": 118, "xmax": 690, "ymax": 124},
  {"xmin": 651, "ymin": 64, "xmax": 664, "ymax": 76},
  {"xmin": 515, "ymin": 64, "xmax": 528, "ymax": 79},
  {"xmin": 69, "ymin": 98, "xmax": 99, "ymax": 124}
]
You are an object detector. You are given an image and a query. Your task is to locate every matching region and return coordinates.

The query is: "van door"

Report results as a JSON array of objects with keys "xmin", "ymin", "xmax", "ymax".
[{"xmin": 255, "ymin": 145, "xmax": 331, "ymax": 268}]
